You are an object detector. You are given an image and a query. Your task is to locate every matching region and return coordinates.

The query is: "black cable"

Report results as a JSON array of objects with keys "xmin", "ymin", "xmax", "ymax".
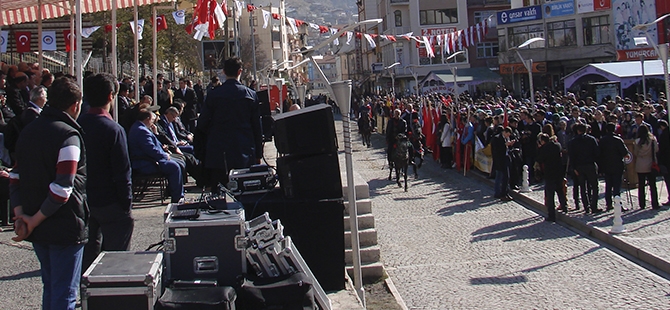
[{"xmin": 145, "ymin": 240, "xmax": 164, "ymax": 251}]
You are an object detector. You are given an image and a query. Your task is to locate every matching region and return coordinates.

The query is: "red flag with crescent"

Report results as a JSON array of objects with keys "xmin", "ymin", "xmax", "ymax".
[
  {"xmin": 63, "ymin": 30, "xmax": 76, "ymax": 52},
  {"xmin": 155, "ymin": 15, "xmax": 168, "ymax": 31},
  {"xmin": 15, "ymin": 31, "xmax": 31, "ymax": 53}
]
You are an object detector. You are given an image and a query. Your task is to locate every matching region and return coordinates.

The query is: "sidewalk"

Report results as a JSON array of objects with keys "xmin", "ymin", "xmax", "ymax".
[{"xmin": 469, "ymin": 168, "xmax": 670, "ymax": 275}]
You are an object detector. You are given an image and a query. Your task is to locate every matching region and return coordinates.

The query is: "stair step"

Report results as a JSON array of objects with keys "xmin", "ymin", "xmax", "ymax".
[
  {"xmin": 343, "ymin": 199, "xmax": 372, "ymax": 215},
  {"xmin": 344, "ymin": 228, "xmax": 378, "ymax": 247},
  {"xmin": 340, "ymin": 171, "xmax": 370, "ymax": 199},
  {"xmin": 343, "ymin": 213, "xmax": 375, "ymax": 231},
  {"xmin": 346, "ymin": 262, "xmax": 384, "ymax": 283},
  {"xmin": 345, "ymin": 245, "xmax": 380, "ymax": 264}
]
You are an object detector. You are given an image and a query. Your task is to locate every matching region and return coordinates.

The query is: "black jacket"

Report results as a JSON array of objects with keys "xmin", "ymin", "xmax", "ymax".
[
  {"xmin": 491, "ymin": 133, "xmax": 509, "ymax": 172},
  {"xmin": 568, "ymin": 133, "xmax": 599, "ymax": 171},
  {"xmin": 536, "ymin": 140, "xmax": 564, "ymax": 180},
  {"xmin": 658, "ymin": 127, "xmax": 670, "ymax": 167},
  {"xmin": 14, "ymin": 106, "xmax": 88, "ymax": 245},
  {"xmin": 174, "ymin": 88, "xmax": 199, "ymax": 121},
  {"xmin": 598, "ymin": 133, "xmax": 629, "ymax": 174}
]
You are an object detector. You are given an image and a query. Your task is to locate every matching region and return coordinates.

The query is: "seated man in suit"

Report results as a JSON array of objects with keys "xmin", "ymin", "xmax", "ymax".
[
  {"xmin": 158, "ymin": 106, "xmax": 194, "ymax": 154},
  {"xmin": 128, "ymin": 108, "xmax": 183, "ymax": 203},
  {"xmin": 171, "ymin": 99, "xmax": 194, "ymax": 143},
  {"xmin": 154, "ymin": 109, "xmax": 202, "ymax": 186}
]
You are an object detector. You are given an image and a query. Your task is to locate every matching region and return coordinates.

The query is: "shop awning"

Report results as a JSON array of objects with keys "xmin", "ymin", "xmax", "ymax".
[
  {"xmin": 563, "ymin": 60, "xmax": 666, "ymax": 92},
  {"xmin": 1, "ymin": 0, "xmax": 172, "ymax": 27}
]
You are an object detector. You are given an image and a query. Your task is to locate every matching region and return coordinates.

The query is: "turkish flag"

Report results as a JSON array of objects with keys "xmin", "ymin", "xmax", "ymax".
[
  {"xmin": 14, "ymin": 31, "xmax": 31, "ymax": 53},
  {"xmin": 63, "ymin": 30, "xmax": 76, "ymax": 52},
  {"xmin": 104, "ymin": 23, "xmax": 122, "ymax": 33},
  {"xmin": 155, "ymin": 15, "xmax": 168, "ymax": 31}
]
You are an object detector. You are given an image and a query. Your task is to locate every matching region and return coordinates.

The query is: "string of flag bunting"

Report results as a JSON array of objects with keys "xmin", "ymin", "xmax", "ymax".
[{"xmin": 0, "ymin": 0, "xmax": 492, "ymax": 57}]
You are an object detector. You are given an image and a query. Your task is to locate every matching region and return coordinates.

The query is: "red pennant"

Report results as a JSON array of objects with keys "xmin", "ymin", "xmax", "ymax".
[
  {"xmin": 355, "ymin": 33, "xmax": 362, "ymax": 39},
  {"xmin": 246, "ymin": 4, "xmax": 256, "ymax": 12},
  {"xmin": 387, "ymin": 35, "xmax": 396, "ymax": 42},
  {"xmin": 221, "ymin": 0, "xmax": 229, "ymax": 17},
  {"xmin": 272, "ymin": 13, "xmax": 280, "ymax": 20},
  {"xmin": 15, "ymin": 31, "xmax": 31, "ymax": 53},
  {"xmin": 104, "ymin": 23, "xmax": 122, "ymax": 33},
  {"xmin": 318, "ymin": 25, "xmax": 329, "ymax": 33},
  {"xmin": 155, "ymin": 15, "xmax": 168, "ymax": 31},
  {"xmin": 63, "ymin": 30, "xmax": 76, "ymax": 52},
  {"xmin": 295, "ymin": 19, "xmax": 305, "ymax": 27}
]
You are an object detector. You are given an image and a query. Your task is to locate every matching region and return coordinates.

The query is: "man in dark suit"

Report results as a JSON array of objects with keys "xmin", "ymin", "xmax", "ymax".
[
  {"xmin": 537, "ymin": 133, "xmax": 566, "ymax": 221},
  {"xmin": 197, "ymin": 58, "xmax": 263, "ymax": 190},
  {"xmin": 568, "ymin": 123, "xmax": 602, "ymax": 213},
  {"xmin": 174, "ymin": 78, "xmax": 198, "ymax": 131},
  {"xmin": 157, "ymin": 107, "xmax": 194, "ymax": 155},
  {"xmin": 128, "ymin": 109, "xmax": 183, "ymax": 203},
  {"xmin": 599, "ymin": 122, "xmax": 630, "ymax": 211},
  {"xmin": 491, "ymin": 127, "xmax": 514, "ymax": 201},
  {"xmin": 589, "ymin": 109, "xmax": 606, "ymax": 141},
  {"xmin": 117, "ymin": 83, "xmax": 131, "ymax": 118}
]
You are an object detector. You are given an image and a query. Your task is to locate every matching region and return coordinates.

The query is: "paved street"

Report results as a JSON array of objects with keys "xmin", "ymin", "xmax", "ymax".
[{"xmin": 347, "ymin": 127, "xmax": 670, "ymax": 309}]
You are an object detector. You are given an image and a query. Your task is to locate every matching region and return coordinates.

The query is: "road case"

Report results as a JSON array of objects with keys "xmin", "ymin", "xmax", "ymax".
[
  {"xmin": 164, "ymin": 208, "xmax": 246, "ymax": 287},
  {"xmin": 81, "ymin": 251, "xmax": 163, "ymax": 310}
]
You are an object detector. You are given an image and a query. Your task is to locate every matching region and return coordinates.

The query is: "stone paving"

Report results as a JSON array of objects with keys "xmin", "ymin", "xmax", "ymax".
[{"xmin": 344, "ymin": 126, "xmax": 670, "ymax": 309}]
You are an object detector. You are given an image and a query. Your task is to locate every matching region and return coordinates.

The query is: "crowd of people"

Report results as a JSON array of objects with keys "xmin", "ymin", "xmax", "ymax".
[
  {"xmin": 356, "ymin": 88, "xmax": 670, "ymax": 222},
  {"xmin": 0, "ymin": 58, "xmax": 262, "ymax": 310}
]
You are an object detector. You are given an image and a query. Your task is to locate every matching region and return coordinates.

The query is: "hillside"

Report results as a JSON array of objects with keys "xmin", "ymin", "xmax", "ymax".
[{"xmin": 268, "ymin": 0, "xmax": 359, "ymax": 26}]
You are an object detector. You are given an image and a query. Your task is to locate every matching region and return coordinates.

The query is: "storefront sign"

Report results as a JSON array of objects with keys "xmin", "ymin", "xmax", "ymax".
[
  {"xmin": 420, "ymin": 27, "xmax": 456, "ymax": 36},
  {"xmin": 499, "ymin": 62, "xmax": 547, "ymax": 74},
  {"xmin": 616, "ymin": 47, "xmax": 659, "ymax": 61},
  {"xmin": 577, "ymin": 0, "xmax": 611, "ymax": 13},
  {"xmin": 543, "ymin": 0, "xmax": 575, "ymax": 18},
  {"xmin": 497, "ymin": 6, "xmax": 542, "ymax": 25}
]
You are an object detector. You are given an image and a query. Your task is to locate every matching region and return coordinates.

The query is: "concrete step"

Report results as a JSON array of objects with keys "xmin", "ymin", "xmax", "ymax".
[
  {"xmin": 343, "ymin": 199, "xmax": 372, "ymax": 215},
  {"xmin": 343, "ymin": 213, "xmax": 375, "ymax": 231},
  {"xmin": 344, "ymin": 228, "xmax": 378, "ymax": 247},
  {"xmin": 340, "ymin": 171, "xmax": 370, "ymax": 199},
  {"xmin": 344, "ymin": 245, "xmax": 381, "ymax": 265},
  {"xmin": 346, "ymin": 262, "xmax": 385, "ymax": 283}
]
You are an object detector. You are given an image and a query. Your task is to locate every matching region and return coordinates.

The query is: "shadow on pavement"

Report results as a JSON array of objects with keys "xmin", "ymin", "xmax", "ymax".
[{"xmin": 0, "ymin": 270, "xmax": 40, "ymax": 281}]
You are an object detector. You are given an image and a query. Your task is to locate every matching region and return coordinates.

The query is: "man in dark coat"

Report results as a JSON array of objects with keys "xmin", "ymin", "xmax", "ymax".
[
  {"xmin": 78, "ymin": 73, "xmax": 134, "ymax": 271},
  {"xmin": 174, "ymin": 78, "xmax": 199, "ymax": 131},
  {"xmin": 657, "ymin": 120, "xmax": 670, "ymax": 205},
  {"xmin": 491, "ymin": 127, "xmax": 513, "ymax": 201},
  {"xmin": 197, "ymin": 58, "xmax": 263, "ymax": 190},
  {"xmin": 537, "ymin": 133, "xmax": 566, "ymax": 221},
  {"xmin": 599, "ymin": 122, "xmax": 630, "ymax": 211},
  {"xmin": 386, "ymin": 109, "xmax": 407, "ymax": 164},
  {"xmin": 568, "ymin": 123, "xmax": 602, "ymax": 213}
]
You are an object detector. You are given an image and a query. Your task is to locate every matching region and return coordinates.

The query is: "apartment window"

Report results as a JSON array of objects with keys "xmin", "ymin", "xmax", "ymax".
[
  {"xmin": 477, "ymin": 42, "xmax": 499, "ymax": 58},
  {"xmin": 395, "ymin": 10, "xmax": 402, "ymax": 27},
  {"xmin": 474, "ymin": 11, "xmax": 495, "ymax": 24},
  {"xmin": 508, "ymin": 24, "xmax": 544, "ymax": 49},
  {"xmin": 420, "ymin": 9, "xmax": 458, "ymax": 25},
  {"xmin": 583, "ymin": 16, "xmax": 610, "ymax": 46},
  {"xmin": 251, "ymin": 16, "xmax": 258, "ymax": 27},
  {"xmin": 547, "ymin": 20, "xmax": 577, "ymax": 47}
]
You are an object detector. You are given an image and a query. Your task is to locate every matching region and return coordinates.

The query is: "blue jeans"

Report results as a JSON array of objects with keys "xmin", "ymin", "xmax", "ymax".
[
  {"xmin": 494, "ymin": 168, "xmax": 509, "ymax": 198},
  {"xmin": 33, "ymin": 243, "xmax": 84, "ymax": 310}
]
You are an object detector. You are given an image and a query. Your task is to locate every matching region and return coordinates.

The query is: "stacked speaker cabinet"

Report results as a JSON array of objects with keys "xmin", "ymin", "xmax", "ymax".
[
  {"xmin": 257, "ymin": 89, "xmax": 273, "ymax": 142},
  {"xmin": 273, "ymin": 104, "xmax": 342, "ymax": 200}
]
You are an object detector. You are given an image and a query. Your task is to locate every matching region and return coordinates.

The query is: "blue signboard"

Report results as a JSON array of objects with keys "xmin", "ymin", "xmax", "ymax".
[
  {"xmin": 543, "ymin": 0, "xmax": 575, "ymax": 18},
  {"xmin": 497, "ymin": 5, "xmax": 543, "ymax": 25}
]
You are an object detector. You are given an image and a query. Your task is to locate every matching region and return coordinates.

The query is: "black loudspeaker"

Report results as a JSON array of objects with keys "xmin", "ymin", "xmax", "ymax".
[
  {"xmin": 236, "ymin": 192, "xmax": 345, "ymax": 291},
  {"xmin": 273, "ymin": 104, "xmax": 337, "ymax": 156},
  {"xmin": 257, "ymin": 90, "xmax": 273, "ymax": 142},
  {"xmin": 276, "ymin": 152, "xmax": 342, "ymax": 200}
]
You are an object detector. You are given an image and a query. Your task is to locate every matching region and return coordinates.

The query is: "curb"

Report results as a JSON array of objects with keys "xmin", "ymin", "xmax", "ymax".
[
  {"xmin": 383, "ymin": 269, "xmax": 409, "ymax": 310},
  {"xmin": 468, "ymin": 171, "xmax": 670, "ymax": 276}
]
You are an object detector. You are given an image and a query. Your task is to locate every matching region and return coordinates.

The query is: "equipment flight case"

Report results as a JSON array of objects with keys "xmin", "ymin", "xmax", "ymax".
[
  {"xmin": 81, "ymin": 251, "xmax": 163, "ymax": 310},
  {"xmin": 164, "ymin": 207, "xmax": 246, "ymax": 287}
]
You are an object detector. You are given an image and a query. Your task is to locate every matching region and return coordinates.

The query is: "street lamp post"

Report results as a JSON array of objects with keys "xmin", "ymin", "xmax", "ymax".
[
  {"xmin": 445, "ymin": 51, "xmax": 465, "ymax": 106},
  {"xmin": 384, "ymin": 62, "xmax": 400, "ymax": 95},
  {"xmin": 509, "ymin": 37, "xmax": 545, "ymax": 104},
  {"xmin": 635, "ymin": 37, "xmax": 649, "ymax": 100},
  {"xmin": 633, "ymin": 13, "xmax": 670, "ymax": 124}
]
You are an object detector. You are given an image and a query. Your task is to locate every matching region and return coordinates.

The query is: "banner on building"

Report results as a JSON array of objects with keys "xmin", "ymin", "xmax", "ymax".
[{"xmin": 612, "ymin": 0, "xmax": 657, "ymax": 51}]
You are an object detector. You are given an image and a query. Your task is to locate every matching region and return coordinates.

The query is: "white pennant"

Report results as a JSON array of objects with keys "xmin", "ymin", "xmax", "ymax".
[
  {"xmin": 422, "ymin": 36, "xmax": 434, "ymax": 58},
  {"xmin": 330, "ymin": 28, "xmax": 339, "ymax": 45},
  {"xmin": 346, "ymin": 31, "xmax": 353, "ymax": 45},
  {"xmin": 214, "ymin": 1, "xmax": 227, "ymax": 28},
  {"xmin": 309, "ymin": 23, "xmax": 320, "ymax": 30},
  {"xmin": 130, "ymin": 19, "xmax": 145, "ymax": 40},
  {"xmin": 262, "ymin": 10, "xmax": 271, "ymax": 29},
  {"xmin": 444, "ymin": 33, "xmax": 450, "ymax": 54},
  {"xmin": 234, "ymin": 0, "xmax": 243, "ymax": 19},
  {"xmin": 194, "ymin": 22, "xmax": 209, "ymax": 40},
  {"xmin": 469, "ymin": 26, "xmax": 474, "ymax": 46},
  {"xmin": 172, "ymin": 10, "xmax": 186, "ymax": 25},
  {"xmin": 363, "ymin": 33, "xmax": 376, "ymax": 49},
  {"xmin": 0, "ymin": 31, "xmax": 7, "ymax": 53},
  {"xmin": 476, "ymin": 23, "xmax": 481, "ymax": 42},
  {"xmin": 82, "ymin": 26, "xmax": 100, "ymax": 38},
  {"xmin": 286, "ymin": 17, "xmax": 299, "ymax": 35}
]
